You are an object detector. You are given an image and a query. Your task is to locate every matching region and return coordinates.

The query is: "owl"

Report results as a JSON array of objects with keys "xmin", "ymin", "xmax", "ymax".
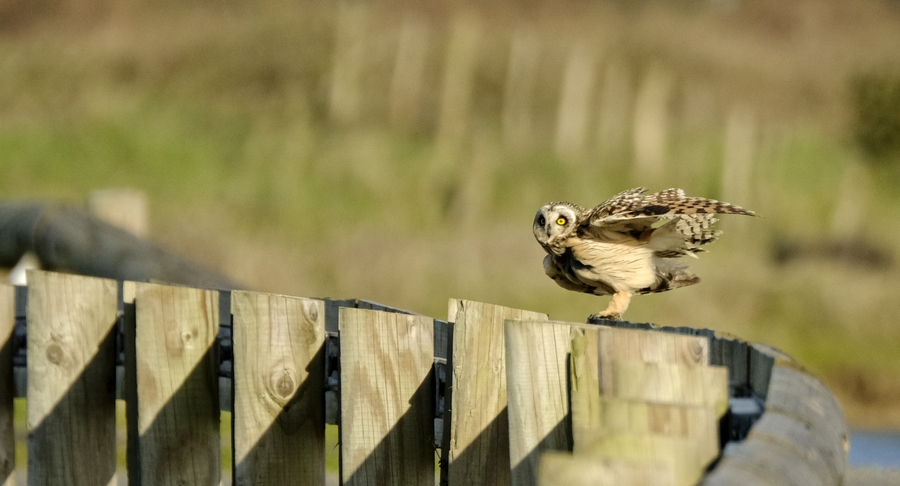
[{"xmin": 533, "ymin": 187, "xmax": 755, "ymax": 321}]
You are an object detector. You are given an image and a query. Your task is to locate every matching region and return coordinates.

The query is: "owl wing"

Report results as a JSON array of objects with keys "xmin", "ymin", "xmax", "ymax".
[
  {"xmin": 587, "ymin": 187, "xmax": 755, "ymax": 225},
  {"xmin": 584, "ymin": 188, "xmax": 756, "ymax": 253}
]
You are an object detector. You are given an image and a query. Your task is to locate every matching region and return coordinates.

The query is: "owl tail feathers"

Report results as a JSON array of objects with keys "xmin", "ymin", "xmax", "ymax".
[{"xmin": 641, "ymin": 260, "xmax": 700, "ymax": 294}]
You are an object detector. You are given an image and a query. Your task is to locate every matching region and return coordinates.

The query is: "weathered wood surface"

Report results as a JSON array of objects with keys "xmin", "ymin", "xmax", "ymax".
[
  {"xmin": 593, "ymin": 399, "xmax": 719, "ymax": 449},
  {"xmin": 26, "ymin": 271, "xmax": 118, "ymax": 486},
  {"xmin": 134, "ymin": 282, "xmax": 220, "ymax": 486},
  {"xmin": 564, "ymin": 322, "xmax": 725, "ymax": 486},
  {"xmin": 232, "ymin": 291, "xmax": 326, "ymax": 485},
  {"xmin": 599, "ymin": 319, "xmax": 850, "ymax": 486},
  {"xmin": 0, "ymin": 284, "xmax": 14, "ymax": 486},
  {"xmin": 504, "ymin": 320, "xmax": 572, "ymax": 486},
  {"xmin": 446, "ymin": 299, "xmax": 547, "ymax": 486},
  {"xmin": 539, "ymin": 452, "xmax": 674, "ymax": 486},
  {"xmin": 606, "ymin": 361, "xmax": 729, "ymax": 415},
  {"xmin": 339, "ymin": 308, "xmax": 435, "ymax": 486},
  {"xmin": 576, "ymin": 433, "xmax": 710, "ymax": 486},
  {"xmin": 0, "ymin": 202, "xmax": 236, "ymax": 289},
  {"xmin": 703, "ymin": 364, "xmax": 849, "ymax": 486}
]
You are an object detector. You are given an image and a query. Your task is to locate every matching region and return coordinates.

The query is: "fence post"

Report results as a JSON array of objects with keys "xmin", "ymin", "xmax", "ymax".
[
  {"xmin": 231, "ymin": 291, "xmax": 326, "ymax": 485},
  {"xmin": 445, "ymin": 300, "xmax": 547, "ymax": 486},
  {"xmin": 133, "ymin": 282, "xmax": 220, "ymax": 485},
  {"xmin": 504, "ymin": 320, "xmax": 572, "ymax": 486},
  {"xmin": 339, "ymin": 308, "xmax": 435, "ymax": 486},
  {"xmin": 0, "ymin": 284, "xmax": 13, "ymax": 486},
  {"xmin": 26, "ymin": 270, "xmax": 118, "ymax": 486}
]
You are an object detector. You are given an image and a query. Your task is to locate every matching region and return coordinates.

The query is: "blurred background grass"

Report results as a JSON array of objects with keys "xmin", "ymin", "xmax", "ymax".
[{"xmin": 3, "ymin": 0, "xmax": 900, "ymax": 431}]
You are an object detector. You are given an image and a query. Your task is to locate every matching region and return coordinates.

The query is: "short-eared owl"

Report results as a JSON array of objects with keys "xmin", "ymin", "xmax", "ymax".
[{"xmin": 533, "ymin": 187, "xmax": 755, "ymax": 321}]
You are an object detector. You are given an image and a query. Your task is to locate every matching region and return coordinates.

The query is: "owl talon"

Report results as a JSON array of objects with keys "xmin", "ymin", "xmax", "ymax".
[{"xmin": 588, "ymin": 312, "xmax": 621, "ymax": 323}]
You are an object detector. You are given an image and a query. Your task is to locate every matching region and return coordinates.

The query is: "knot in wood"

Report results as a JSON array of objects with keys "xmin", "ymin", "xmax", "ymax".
[
  {"xmin": 302, "ymin": 301, "xmax": 319, "ymax": 324},
  {"xmin": 270, "ymin": 369, "xmax": 298, "ymax": 402},
  {"xmin": 46, "ymin": 344, "xmax": 64, "ymax": 365}
]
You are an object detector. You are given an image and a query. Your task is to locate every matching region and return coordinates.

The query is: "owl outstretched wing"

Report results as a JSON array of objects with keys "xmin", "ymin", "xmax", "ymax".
[
  {"xmin": 588, "ymin": 187, "xmax": 755, "ymax": 223},
  {"xmin": 585, "ymin": 187, "xmax": 756, "ymax": 254}
]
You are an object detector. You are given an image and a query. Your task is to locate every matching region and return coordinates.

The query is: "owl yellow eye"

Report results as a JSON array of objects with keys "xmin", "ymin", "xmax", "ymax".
[{"xmin": 556, "ymin": 217, "xmax": 567, "ymax": 225}]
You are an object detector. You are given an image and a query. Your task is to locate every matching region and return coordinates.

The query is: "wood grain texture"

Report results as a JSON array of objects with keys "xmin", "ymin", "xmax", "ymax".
[
  {"xmin": 0, "ymin": 284, "xmax": 14, "ymax": 486},
  {"xmin": 593, "ymin": 398, "xmax": 719, "ymax": 463},
  {"xmin": 702, "ymin": 364, "xmax": 849, "ymax": 486},
  {"xmin": 26, "ymin": 270, "xmax": 118, "ymax": 486},
  {"xmin": 576, "ymin": 433, "xmax": 709, "ymax": 486},
  {"xmin": 764, "ymin": 364, "xmax": 849, "ymax": 480},
  {"xmin": 596, "ymin": 325, "xmax": 708, "ymax": 393},
  {"xmin": 232, "ymin": 291, "xmax": 326, "ymax": 486},
  {"xmin": 569, "ymin": 325, "xmax": 602, "ymax": 456},
  {"xmin": 504, "ymin": 320, "xmax": 572, "ymax": 486},
  {"xmin": 339, "ymin": 308, "xmax": 434, "ymax": 486},
  {"xmin": 606, "ymin": 362, "xmax": 729, "ymax": 416},
  {"xmin": 446, "ymin": 300, "xmax": 548, "ymax": 486},
  {"xmin": 134, "ymin": 282, "xmax": 220, "ymax": 486},
  {"xmin": 539, "ymin": 452, "xmax": 674, "ymax": 486}
]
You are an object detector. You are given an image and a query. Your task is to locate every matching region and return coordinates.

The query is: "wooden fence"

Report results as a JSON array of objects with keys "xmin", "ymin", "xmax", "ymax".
[{"xmin": 1, "ymin": 270, "xmax": 848, "ymax": 485}]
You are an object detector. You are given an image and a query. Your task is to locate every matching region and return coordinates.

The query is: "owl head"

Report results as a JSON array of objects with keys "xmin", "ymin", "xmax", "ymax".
[{"xmin": 533, "ymin": 202, "xmax": 581, "ymax": 254}]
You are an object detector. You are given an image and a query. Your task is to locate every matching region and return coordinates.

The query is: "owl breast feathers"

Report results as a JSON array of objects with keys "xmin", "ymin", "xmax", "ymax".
[{"xmin": 532, "ymin": 187, "xmax": 755, "ymax": 320}]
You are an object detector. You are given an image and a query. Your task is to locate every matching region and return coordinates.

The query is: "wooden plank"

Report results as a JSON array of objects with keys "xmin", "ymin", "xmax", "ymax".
[
  {"xmin": 605, "ymin": 361, "xmax": 729, "ymax": 416},
  {"xmin": 504, "ymin": 320, "xmax": 572, "ymax": 486},
  {"xmin": 594, "ymin": 398, "xmax": 718, "ymax": 458},
  {"xmin": 576, "ymin": 433, "xmax": 710, "ymax": 486},
  {"xmin": 26, "ymin": 270, "xmax": 118, "ymax": 486},
  {"xmin": 569, "ymin": 325, "xmax": 602, "ymax": 456},
  {"xmin": 339, "ymin": 308, "xmax": 434, "ymax": 486},
  {"xmin": 232, "ymin": 291, "xmax": 326, "ymax": 485},
  {"xmin": 134, "ymin": 282, "xmax": 220, "ymax": 486},
  {"xmin": 0, "ymin": 284, "xmax": 14, "ymax": 486},
  {"xmin": 539, "ymin": 452, "xmax": 674, "ymax": 486},
  {"xmin": 446, "ymin": 300, "xmax": 548, "ymax": 486},
  {"xmin": 596, "ymin": 325, "xmax": 708, "ymax": 370}
]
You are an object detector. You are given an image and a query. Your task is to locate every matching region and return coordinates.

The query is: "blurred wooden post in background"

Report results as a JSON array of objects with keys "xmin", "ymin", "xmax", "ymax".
[
  {"xmin": 88, "ymin": 189, "xmax": 148, "ymax": 237},
  {"xmin": 0, "ymin": 284, "xmax": 14, "ymax": 486},
  {"xmin": 330, "ymin": 3, "xmax": 368, "ymax": 124},
  {"xmin": 26, "ymin": 271, "xmax": 118, "ymax": 486},
  {"xmin": 339, "ymin": 308, "xmax": 435, "ymax": 486},
  {"xmin": 597, "ymin": 61, "xmax": 633, "ymax": 155},
  {"xmin": 133, "ymin": 282, "xmax": 220, "ymax": 486},
  {"xmin": 390, "ymin": 16, "xmax": 431, "ymax": 130},
  {"xmin": 721, "ymin": 106, "xmax": 756, "ymax": 233},
  {"xmin": 436, "ymin": 14, "xmax": 481, "ymax": 151},
  {"xmin": 633, "ymin": 63, "xmax": 674, "ymax": 183},
  {"xmin": 232, "ymin": 291, "xmax": 326, "ymax": 485},
  {"xmin": 555, "ymin": 45, "xmax": 595, "ymax": 160},
  {"xmin": 502, "ymin": 30, "xmax": 541, "ymax": 153}
]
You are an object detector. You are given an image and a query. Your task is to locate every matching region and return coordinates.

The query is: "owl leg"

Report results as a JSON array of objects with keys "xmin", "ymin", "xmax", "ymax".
[{"xmin": 589, "ymin": 291, "xmax": 632, "ymax": 321}]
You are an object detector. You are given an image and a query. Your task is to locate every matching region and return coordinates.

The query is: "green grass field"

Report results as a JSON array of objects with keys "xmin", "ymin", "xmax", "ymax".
[{"xmin": 4, "ymin": 0, "xmax": 900, "ymax": 431}]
